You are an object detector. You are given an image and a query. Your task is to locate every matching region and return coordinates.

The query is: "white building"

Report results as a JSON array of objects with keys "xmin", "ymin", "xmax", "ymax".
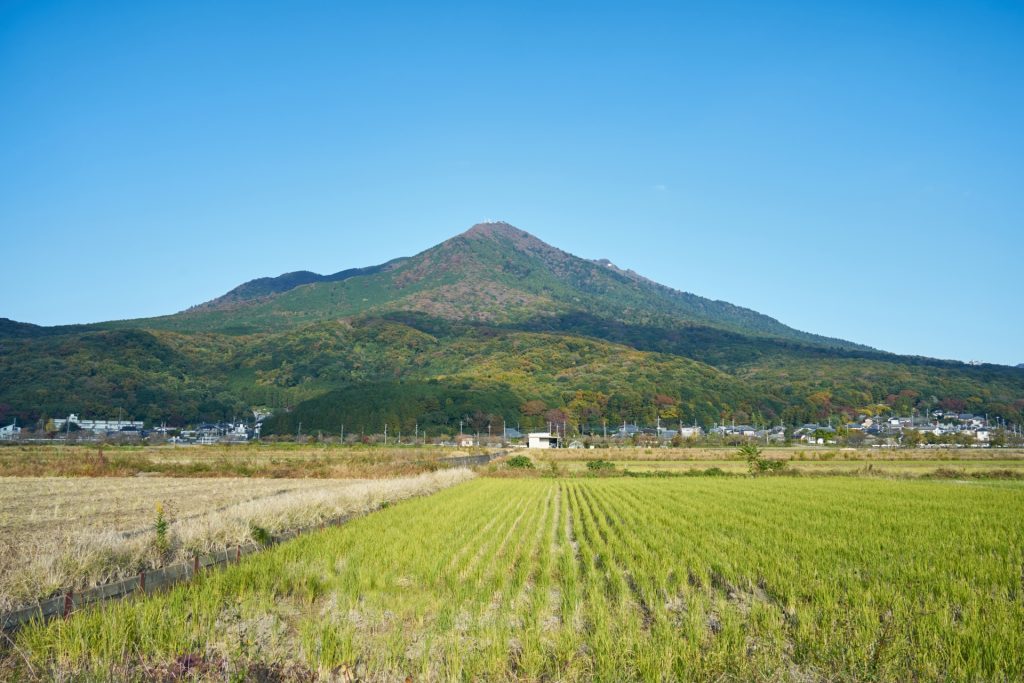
[
  {"xmin": 52, "ymin": 413, "xmax": 144, "ymax": 434},
  {"xmin": 527, "ymin": 432, "xmax": 560, "ymax": 449},
  {"xmin": 0, "ymin": 421, "xmax": 21, "ymax": 440}
]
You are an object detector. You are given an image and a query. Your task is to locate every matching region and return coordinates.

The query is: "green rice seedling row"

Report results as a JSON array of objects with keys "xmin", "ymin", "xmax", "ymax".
[{"xmin": 5, "ymin": 478, "xmax": 1024, "ymax": 681}]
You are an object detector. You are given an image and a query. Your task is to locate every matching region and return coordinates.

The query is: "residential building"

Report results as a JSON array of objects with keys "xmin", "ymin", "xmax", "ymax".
[{"xmin": 0, "ymin": 421, "xmax": 20, "ymax": 440}]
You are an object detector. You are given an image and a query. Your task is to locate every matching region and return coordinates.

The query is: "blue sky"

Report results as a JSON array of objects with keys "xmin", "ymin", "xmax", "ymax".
[{"xmin": 1, "ymin": 1, "xmax": 1021, "ymax": 365}]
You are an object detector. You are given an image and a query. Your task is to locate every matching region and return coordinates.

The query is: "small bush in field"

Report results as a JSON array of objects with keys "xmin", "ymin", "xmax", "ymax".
[
  {"xmin": 739, "ymin": 443, "xmax": 786, "ymax": 474},
  {"xmin": 507, "ymin": 455, "xmax": 534, "ymax": 469},
  {"xmin": 586, "ymin": 459, "xmax": 616, "ymax": 472}
]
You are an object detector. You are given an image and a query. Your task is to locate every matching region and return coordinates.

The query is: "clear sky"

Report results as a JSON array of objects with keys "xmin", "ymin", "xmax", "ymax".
[{"xmin": 1, "ymin": 1, "xmax": 1021, "ymax": 365}]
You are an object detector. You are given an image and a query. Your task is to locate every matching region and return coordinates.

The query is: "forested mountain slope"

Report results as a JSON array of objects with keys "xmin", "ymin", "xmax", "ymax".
[{"xmin": 2, "ymin": 223, "xmax": 1021, "ymax": 432}]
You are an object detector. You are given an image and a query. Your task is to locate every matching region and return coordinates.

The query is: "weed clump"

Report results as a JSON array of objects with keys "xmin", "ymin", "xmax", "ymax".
[
  {"xmin": 506, "ymin": 455, "xmax": 535, "ymax": 469},
  {"xmin": 739, "ymin": 444, "xmax": 786, "ymax": 475},
  {"xmin": 152, "ymin": 502, "xmax": 172, "ymax": 565},
  {"xmin": 249, "ymin": 524, "xmax": 273, "ymax": 547}
]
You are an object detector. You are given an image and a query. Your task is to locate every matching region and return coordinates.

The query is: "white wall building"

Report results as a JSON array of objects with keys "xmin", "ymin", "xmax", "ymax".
[
  {"xmin": 52, "ymin": 413, "xmax": 144, "ymax": 433},
  {"xmin": 527, "ymin": 432, "xmax": 560, "ymax": 449},
  {"xmin": 0, "ymin": 421, "xmax": 21, "ymax": 440}
]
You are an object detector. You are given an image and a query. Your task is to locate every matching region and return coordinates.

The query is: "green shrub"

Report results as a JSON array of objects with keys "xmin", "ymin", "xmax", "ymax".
[
  {"xmin": 739, "ymin": 443, "xmax": 786, "ymax": 475},
  {"xmin": 507, "ymin": 455, "xmax": 534, "ymax": 469},
  {"xmin": 586, "ymin": 459, "xmax": 616, "ymax": 472}
]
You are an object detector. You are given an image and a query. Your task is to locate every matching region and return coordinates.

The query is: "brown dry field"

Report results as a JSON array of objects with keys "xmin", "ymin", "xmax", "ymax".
[
  {"xmin": 0, "ymin": 443, "xmax": 470, "ymax": 478},
  {"xmin": 0, "ymin": 469, "xmax": 473, "ymax": 611},
  {"xmin": 532, "ymin": 445, "xmax": 1024, "ymax": 461}
]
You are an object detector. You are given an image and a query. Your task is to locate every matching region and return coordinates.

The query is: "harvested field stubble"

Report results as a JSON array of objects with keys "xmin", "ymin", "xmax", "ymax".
[
  {"xmin": 7, "ymin": 478, "xmax": 1023, "ymax": 681},
  {"xmin": 0, "ymin": 444, "xmax": 469, "ymax": 478},
  {"xmin": 0, "ymin": 469, "xmax": 473, "ymax": 611}
]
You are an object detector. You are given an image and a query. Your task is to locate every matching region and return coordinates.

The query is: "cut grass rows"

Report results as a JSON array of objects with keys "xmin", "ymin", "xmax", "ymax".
[{"xmin": 4, "ymin": 478, "xmax": 1024, "ymax": 681}]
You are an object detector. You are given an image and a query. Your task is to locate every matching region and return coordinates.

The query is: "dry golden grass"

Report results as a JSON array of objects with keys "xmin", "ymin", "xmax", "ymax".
[
  {"xmin": 0, "ymin": 443, "xmax": 479, "ymax": 478},
  {"xmin": 0, "ymin": 469, "xmax": 473, "ymax": 611},
  {"xmin": 533, "ymin": 445, "xmax": 1024, "ymax": 462}
]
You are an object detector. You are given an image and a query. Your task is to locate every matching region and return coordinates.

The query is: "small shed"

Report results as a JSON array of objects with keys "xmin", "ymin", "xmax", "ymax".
[
  {"xmin": 527, "ymin": 432, "xmax": 560, "ymax": 449},
  {"xmin": 456, "ymin": 435, "xmax": 476, "ymax": 447}
]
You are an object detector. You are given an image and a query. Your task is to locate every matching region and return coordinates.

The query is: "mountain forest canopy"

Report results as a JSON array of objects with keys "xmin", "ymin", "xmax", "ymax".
[{"xmin": 1, "ymin": 222, "xmax": 1022, "ymax": 433}]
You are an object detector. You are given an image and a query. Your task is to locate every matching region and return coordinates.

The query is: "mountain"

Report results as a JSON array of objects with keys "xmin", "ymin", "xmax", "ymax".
[
  {"xmin": 112, "ymin": 223, "xmax": 868, "ymax": 347},
  {"xmin": 1, "ymin": 222, "xmax": 1022, "ymax": 433},
  {"xmin": 189, "ymin": 258, "xmax": 408, "ymax": 312}
]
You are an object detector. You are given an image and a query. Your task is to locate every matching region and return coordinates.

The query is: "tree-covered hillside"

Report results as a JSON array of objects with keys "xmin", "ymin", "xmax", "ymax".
[{"xmin": 2, "ymin": 223, "xmax": 1022, "ymax": 432}]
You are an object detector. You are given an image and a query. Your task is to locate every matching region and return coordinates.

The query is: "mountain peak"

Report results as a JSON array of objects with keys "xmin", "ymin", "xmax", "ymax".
[
  {"xmin": 454, "ymin": 221, "xmax": 564, "ymax": 261},
  {"xmin": 463, "ymin": 221, "xmax": 529, "ymax": 239}
]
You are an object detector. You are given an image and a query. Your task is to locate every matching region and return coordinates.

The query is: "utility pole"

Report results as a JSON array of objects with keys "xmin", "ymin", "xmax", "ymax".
[
  {"xmin": 384, "ymin": 423, "xmax": 387, "ymax": 445},
  {"xmin": 297, "ymin": 422, "xmax": 302, "ymax": 439},
  {"xmin": 415, "ymin": 422, "xmax": 418, "ymax": 445},
  {"xmin": 340, "ymin": 424, "xmax": 344, "ymax": 444}
]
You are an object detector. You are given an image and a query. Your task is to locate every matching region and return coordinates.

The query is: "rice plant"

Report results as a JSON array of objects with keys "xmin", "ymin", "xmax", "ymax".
[{"xmin": 5, "ymin": 478, "xmax": 1023, "ymax": 681}]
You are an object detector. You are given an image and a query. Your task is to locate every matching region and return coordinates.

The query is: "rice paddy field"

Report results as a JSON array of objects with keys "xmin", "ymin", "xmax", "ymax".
[
  {"xmin": 5, "ymin": 477, "xmax": 1023, "ymax": 681},
  {"xmin": 0, "ymin": 470, "xmax": 473, "ymax": 612},
  {"xmin": 4, "ymin": 443, "xmax": 1021, "ymax": 479}
]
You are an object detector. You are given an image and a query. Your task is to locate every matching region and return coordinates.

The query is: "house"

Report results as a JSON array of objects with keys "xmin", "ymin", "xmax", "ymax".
[
  {"xmin": 456, "ymin": 435, "xmax": 476, "ymax": 447},
  {"xmin": 0, "ymin": 421, "xmax": 20, "ymax": 440},
  {"xmin": 615, "ymin": 424, "xmax": 641, "ymax": 438},
  {"xmin": 503, "ymin": 427, "xmax": 523, "ymax": 440},
  {"xmin": 528, "ymin": 432, "xmax": 560, "ymax": 449}
]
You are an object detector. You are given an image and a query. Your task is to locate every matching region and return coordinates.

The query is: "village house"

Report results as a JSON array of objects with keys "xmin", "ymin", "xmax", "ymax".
[
  {"xmin": 527, "ymin": 432, "xmax": 560, "ymax": 449},
  {"xmin": 0, "ymin": 420, "xmax": 21, "ymax": 440}
]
